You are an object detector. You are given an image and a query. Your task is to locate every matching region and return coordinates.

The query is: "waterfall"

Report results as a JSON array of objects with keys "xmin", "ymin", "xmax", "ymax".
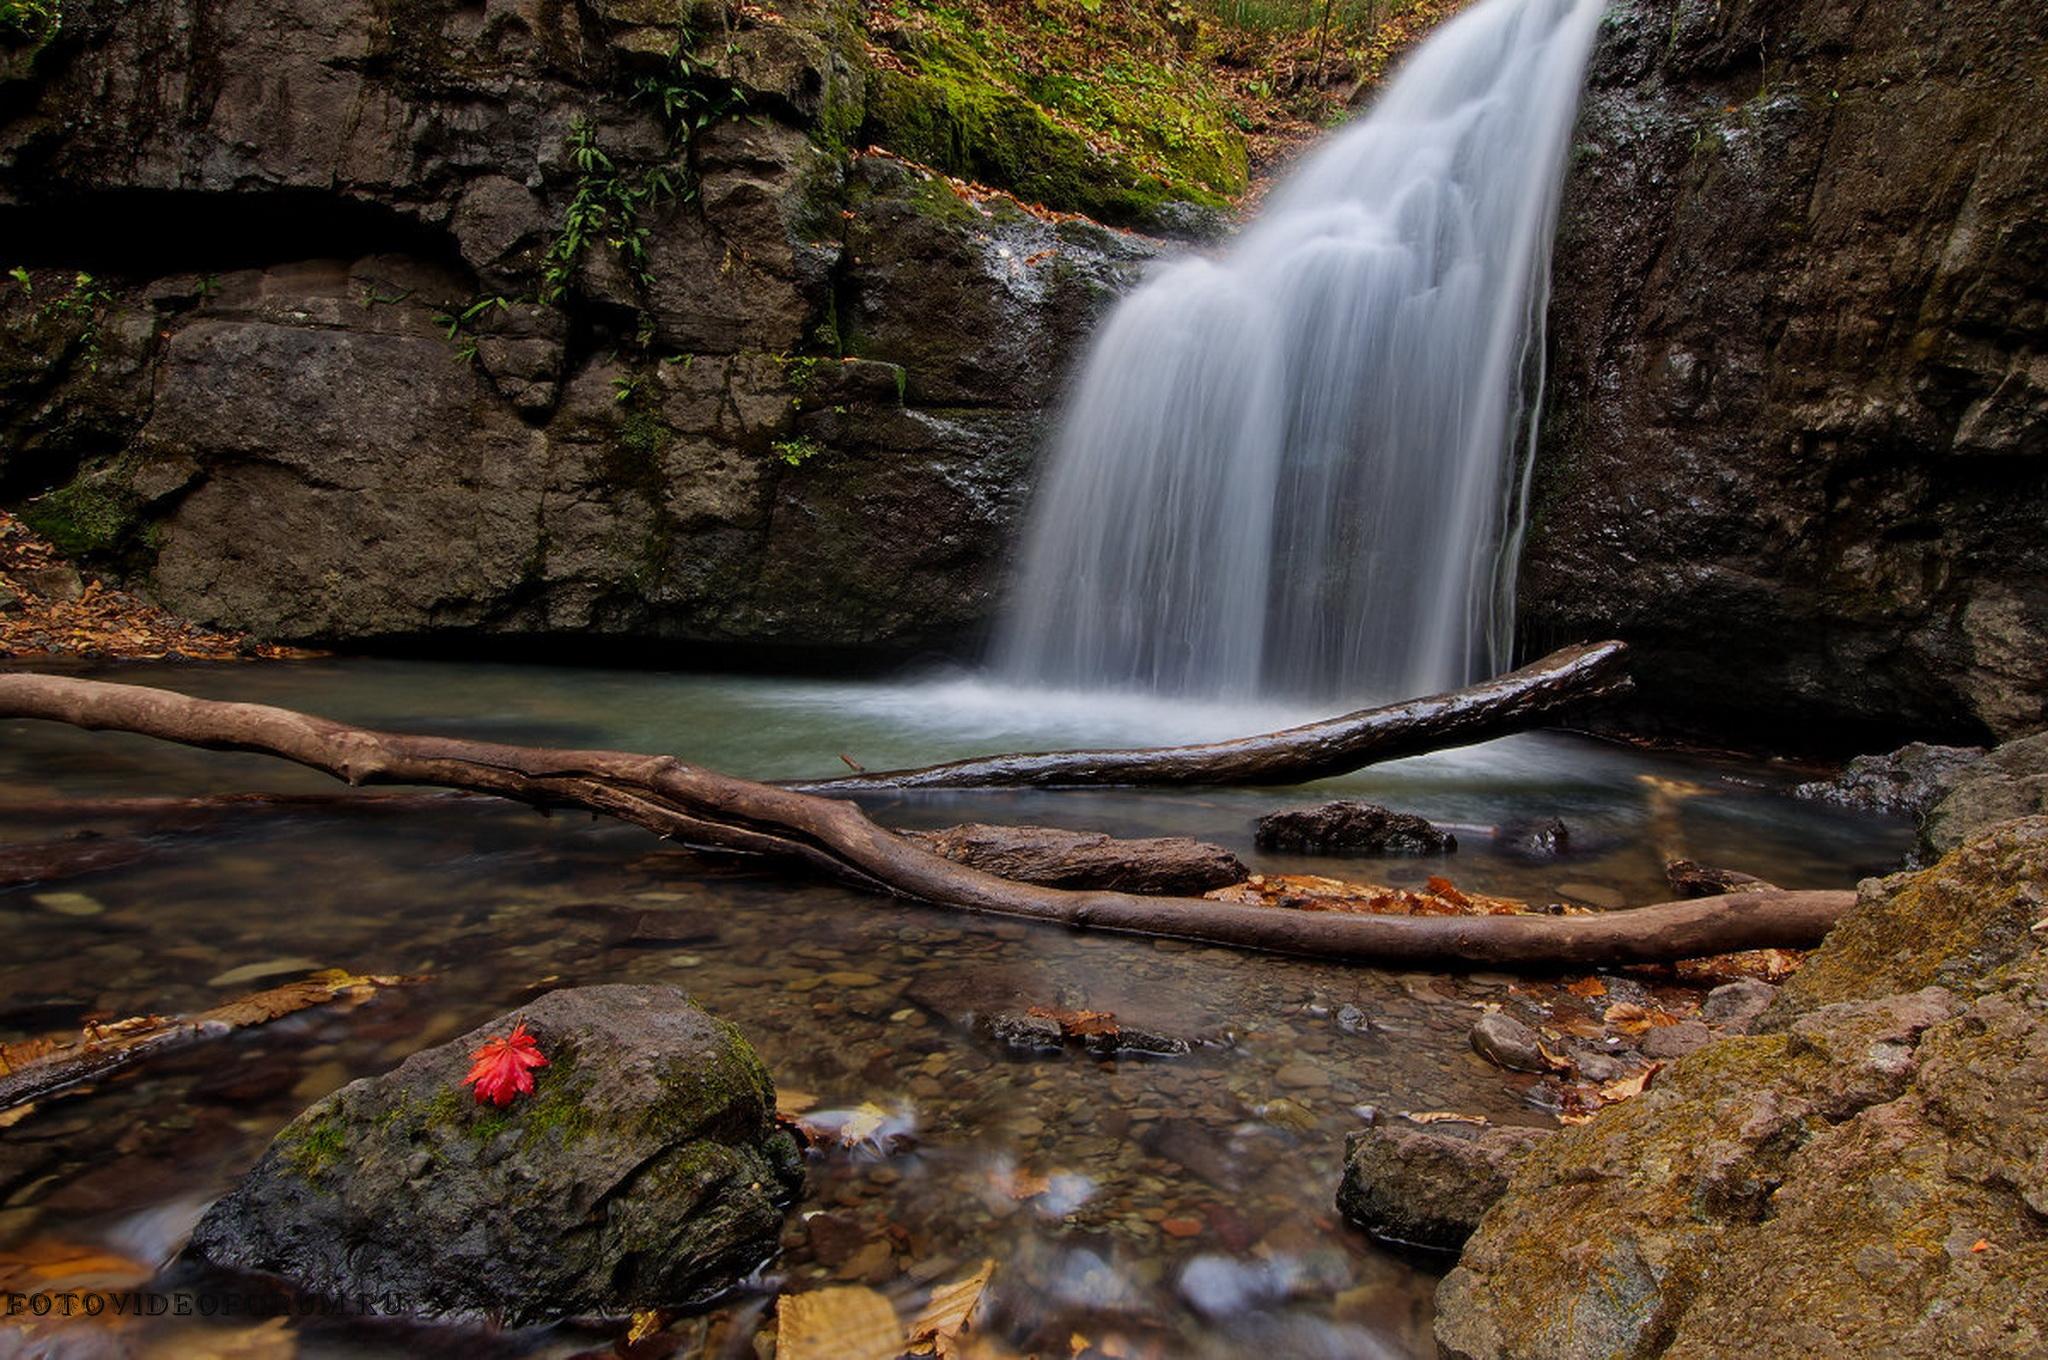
[{"xmin": 994, "ymin": 0, "xmax": 1608, "ymax": 703}]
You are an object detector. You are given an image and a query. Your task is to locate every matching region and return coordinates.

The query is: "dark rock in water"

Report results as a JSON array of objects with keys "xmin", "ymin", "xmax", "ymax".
[
  {"xmin": 187, "ymin": 985, "xmax": 802, "ymax": 1325},
  {"xmin": 1699, "ymin": 978, "xmax": 1779, "ymax": 1033},
  {"xmin": 1664, "ymin": 858, "xmax": 1776, "ymax": 899},
  {"xmin": 1254, "ymin": 801, "xmax": 1455, "ymax": 855},
  {"xmin": 899, "ymin": 823, "xmax": 1246, "ymax": 895},
  {"xmin": 1918, "ymin": 732, "xmax": 2048, "ymax": 861},
  {"xmin": 905, "ymin": 972, "xmax": 1228, "ymax": 1058},
  {"xmin": 1495, "ymin": 817, "xmax": 1571, "ymax": 862},
  {"xmin": 1337, "ymin": 1124, "xmax": 1550, "ymax": 1251},
  {"xmin": 1794, "ymin": 743, "xmax": 1988, "ymax": 820},
  {"xmin": 1434, "ymin": 818, "xmax": 2048, "ymax": 1360},
  {"xmin": 1335, "ymin": 1004, "xmax": 1375, "ymax": 1035},
  {"xmin": 1469, "ymin": 1012, "xmax": 1550, "ymax": 1074}
]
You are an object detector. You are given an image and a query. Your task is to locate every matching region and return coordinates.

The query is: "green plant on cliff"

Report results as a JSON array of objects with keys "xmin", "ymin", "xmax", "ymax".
[
  {"xmin": 771, "ymin": 435, "xmax": 823, "ymax": 468},
  {"xmin": 38, "ymin": 271, "xmax": 113, "ymax": 370},
  {"xmin": 0, "ymin": 0, "xmax": 59, "ymax": 44},
  {"xmin": 541, "ymin": 36, "xmax": 746, "ymax": 308}
]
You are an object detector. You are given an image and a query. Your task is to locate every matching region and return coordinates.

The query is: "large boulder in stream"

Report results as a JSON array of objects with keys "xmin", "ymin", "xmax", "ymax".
[
  {"xmin": 1432, "ymin": 817, "xmax": 2048, "ymax": 1359},
  {"xmin": 188, "ymin": 985, "xmax": 803, "ymax": 1324}
]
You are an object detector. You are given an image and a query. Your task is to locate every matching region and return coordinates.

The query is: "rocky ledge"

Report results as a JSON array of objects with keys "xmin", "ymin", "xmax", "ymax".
[{"xmin": 1427, "ymin": 814, "xmax": 2048, "ymax": 1359}]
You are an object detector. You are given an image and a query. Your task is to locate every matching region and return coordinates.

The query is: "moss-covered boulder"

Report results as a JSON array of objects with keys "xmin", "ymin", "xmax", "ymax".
[
  {"xmin": 187, "ymin": 985, "xmax": 803, "ymax": 1325},
  {"xmin": 1433, "ymin": 818, "xmax": 2048, "ymax": 1359}
]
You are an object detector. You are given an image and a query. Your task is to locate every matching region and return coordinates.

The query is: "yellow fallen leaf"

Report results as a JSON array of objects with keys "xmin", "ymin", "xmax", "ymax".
[
  {"xmin": 776, "ymin": 1088, "xmax": 821, "ymax": 1118},
  {"xmin": 909, "ymin": 1259, "xmax": 995, "ymax": 1353},
  {"xmin": 775, "ymin": 1285, "xmax": 901, "ymax": 1360},
  {"xmin": 1597, "ymin": 1062, "xmax": 1664, "ymax": 1103},
  {"xmin": 1402, "ymin": 1110, "xmax": 1491, "ymax": 1126},
  {"xmin": 626, "ymin": 1308, "xmax": 667, "ymax": 1344}
]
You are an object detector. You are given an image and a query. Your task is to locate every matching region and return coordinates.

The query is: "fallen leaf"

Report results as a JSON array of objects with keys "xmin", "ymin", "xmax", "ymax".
[
  {"xmin": 775, "ymin": 1285, "xmax": 901, "ymax": 1360},
  {"xmin": 991, "ymin": 1165, "xmax": 1051, "ymax": 1200},
  {"xmin": 1026, "ymin": 1006, "xmax": 1119, "ymax": 1038},
  {"xmin": 139, "ymin": 1317, "xmax": 296, "ymax": 1359},
  {"xmin": 1603, "ymin": 1002, "xmax": 1653, "ymax": 1035},
  {"xmin": 776, "ymin": 1087, "xmax": 821, "ymax": 1118},
  {"xmin": 1402, "ymin": 1110, "xmax": 1491, "ymax": 1126},
  {"xmin": 626, "ymin": 1308, "xmax": 668, "ymax": 1344},
  {"xmin": 1565, "ymin": 977, "xmax": 1607, "ymax": 998},
  {"xmin": 460, "ymin": 1019, "xmax": 549, "ymax": 1106},
  {"xmin": 1971, "ymin": 1238, "xmax": 1992, "ymax": 1253},
  {"xmin": 908, "ymin": 1259, "xmax": 995, "ymax": 1355},
  {"xmin": 1597, "ymin": 1062, "xmax": 1664, "ymax": 1102}
]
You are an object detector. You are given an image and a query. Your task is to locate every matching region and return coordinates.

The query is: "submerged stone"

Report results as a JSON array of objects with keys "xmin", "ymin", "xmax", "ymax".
[
  {"xmin": 187, "ymin": 985, "xmax": 803, "ymax": 1325},
  {"xmin": 1253, "ymin": 801, "xmax": 1456, "ymax": 856}
]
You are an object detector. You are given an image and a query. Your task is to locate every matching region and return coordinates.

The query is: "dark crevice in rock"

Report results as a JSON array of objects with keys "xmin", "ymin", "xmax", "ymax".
[{"xmin": 0, "ymin": 190, "xmax": 467, "ymax": 278}]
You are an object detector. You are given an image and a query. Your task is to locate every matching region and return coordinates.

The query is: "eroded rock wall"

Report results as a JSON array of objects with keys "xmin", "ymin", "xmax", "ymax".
[
  {"xmin": 1522, "ymin": 0, "xmax": 2048, "ymax": 745},
  {"xmin": 0, "ymin": 0, "xmax": 1153, "ymax": 659}
]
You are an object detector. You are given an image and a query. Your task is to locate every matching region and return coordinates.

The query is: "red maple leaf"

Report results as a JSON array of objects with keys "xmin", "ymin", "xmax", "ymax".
[{"xmin": 461, "ymin": 1020, "xmax": 549, "ymax": 1106}]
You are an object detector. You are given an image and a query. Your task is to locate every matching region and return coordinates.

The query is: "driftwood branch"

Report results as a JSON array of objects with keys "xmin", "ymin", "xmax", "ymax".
[
  {"xmin": 789, "ymin": 641, "xmax": 1633, "ymax": 793},
  {"xmin": 0, "ymin": 672, "xmax": 1852, "ymax": 970}
]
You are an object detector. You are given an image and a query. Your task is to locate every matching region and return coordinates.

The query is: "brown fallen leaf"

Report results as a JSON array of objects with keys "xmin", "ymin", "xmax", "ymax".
[
  {"xmin": 990, "ymin": 1165, "xmax": 1052, "ymax": 1201},
  {"xmin": 775, "ymin": 1285, "xmax": 901, "ymax": 1360},
  {"xmin": 1597, "ymin": 1062, "xmax": 1664, "ymax": 1103},
  {"xmin": 1603, "ymin": 1002, "xmax": 1653, "ymax": 1035},
  {"xmin": 1565, "ymin": 976, "xmax": 1607, "ymax": 998},
  {"xmin": 1026, "ymin": 1006, "xmax": 1119, "ymax": 1038},
  {"xmin": 776, "ymin": 1087, "xmax": 821, "ymax": 1118},
  {"xmin": 1403, "ymin": 1110, "xmax": 1491, "ymax": 1126}
]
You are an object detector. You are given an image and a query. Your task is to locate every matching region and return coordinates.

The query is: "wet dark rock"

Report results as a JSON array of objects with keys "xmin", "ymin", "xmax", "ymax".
[
  {"xmin": 1468, "ymin": 1012, "xmax": 1550, "ymax": 1074},
  {"xmin": 1495, "ymin": 817, "xmax": 1571, "ymax": 862},
  {"xmin": 1699, "ymin": 979, "xmax": 1778, "ymax": 1033},
  {"xmin": 1337, "ymin": 1124, "xmax": 1550, "ymax": 1251},
  {"xmin": 904, "ymin": 973, "xmax": 1226, "ymax": 1058},
  {"xmin": 899, "ymin": 823, "xmax": 1246, "ymax": 895},
  {"xmin": 1663, "ymin": 859, "xmax": 1775, "ymax": 899},
  {"xmin": 1794, "ymin": 743, "xmax": 1989, "ymax": 820},
  {"xmin": 1253, "ymin": 802, "xmax": 1455, "ymax": 856},
  {"xmin": 1918, "ymin": 732, "xmax": 2048, "ymax": 861},
  {"xmin": 187, "ymin": 985, "xmax": 802, "ymax": 1325},
  {"xmin": 1434, "ymin": 818, "xmax": 2048, "ymax": 1359},
  {"xmin": 1521, "ymin": 0, "xmax": 2048, "ymax": 745}
]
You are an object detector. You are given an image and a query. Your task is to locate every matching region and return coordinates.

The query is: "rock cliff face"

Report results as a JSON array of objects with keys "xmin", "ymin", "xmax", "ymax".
[
  {"xmin": 1522, "ymin": 0, "xmax": 2048, "ymax": 745},
  {"xmin": 0, "ymin": 0, "xmax": 1154, "ymax": 660}
]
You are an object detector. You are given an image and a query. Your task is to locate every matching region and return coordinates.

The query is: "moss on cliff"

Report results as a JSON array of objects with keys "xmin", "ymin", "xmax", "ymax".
[{"xmin": 861, "ymin": 2, "xmax": 1245, "ymax": 225}]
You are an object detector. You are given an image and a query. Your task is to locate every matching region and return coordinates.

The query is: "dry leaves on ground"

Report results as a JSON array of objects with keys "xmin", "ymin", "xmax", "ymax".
[{"xmin": 775, "ymin": 1259, "xmax": 996, "ymax": 1360}]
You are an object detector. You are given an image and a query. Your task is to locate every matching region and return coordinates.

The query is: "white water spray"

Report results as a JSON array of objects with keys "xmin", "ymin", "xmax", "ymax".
[{"xmin": 995, "ymin": 0, "xmax": 1608, "ymax": 702}]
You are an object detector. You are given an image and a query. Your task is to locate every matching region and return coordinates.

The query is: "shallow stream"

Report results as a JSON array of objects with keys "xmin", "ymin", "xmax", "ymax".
[{"xmin": 0, "ymin": 660, "xmax": 1911, "ymax": 1358}]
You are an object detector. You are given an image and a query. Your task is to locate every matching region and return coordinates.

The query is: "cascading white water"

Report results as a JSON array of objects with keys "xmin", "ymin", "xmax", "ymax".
[{"xmin": 995, "ymin": 0, "xmax": 1608, "ymax": 703}]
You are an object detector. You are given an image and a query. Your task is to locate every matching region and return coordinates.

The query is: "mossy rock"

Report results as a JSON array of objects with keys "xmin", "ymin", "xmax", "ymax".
[
  {"xmin": 188, "ymin": 985, "xmax": 803, "ymax": 1324},
  {"xmin": 1434, "ymin": 819, "xmax": 2048, "ymax": 1360}
]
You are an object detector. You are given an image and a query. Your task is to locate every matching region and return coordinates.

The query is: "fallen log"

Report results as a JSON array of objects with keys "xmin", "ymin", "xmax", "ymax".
[
  {"xmin": 0, "ymin": 672, "xmax": 1852, "ymax": 970},
  {"xmin": 0, "ymin": 970, "xmax": 415, "ymax": 1114},
  {"xmin": 789, "ymin": 640, "xmax": 1632, "ymax": 793}
]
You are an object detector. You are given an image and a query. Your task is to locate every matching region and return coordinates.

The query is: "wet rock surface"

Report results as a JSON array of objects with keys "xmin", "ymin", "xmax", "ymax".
[
  {"xmin": 1522, "ymin": 0, "xmax": 2048, "ymax": 745},
  {"xmin": 1795, "ymin": 742, "xmax": 1989, "ymax": 821},
  {"xmin": 1434, "ymin": 817, "xmax": 2048, "ymax": 1359},
  {"xmin": 1920, "ymin": 733, "xmax": 2048, "ymax": 860},
  {"xmin": 187, "ymin": 985, "xmax": 803, "ymax": 1325},
  {"xmin": 899, "ymin": 823, "xmax": 1247, "ymax": 895},
  {"xmin": 1254, "ymin": 802, "xmax": 1456, "ymax": 856},
  {"xmin": 1338, "ymin": 1123, "xmax": 1551, "ymax": 1252}
]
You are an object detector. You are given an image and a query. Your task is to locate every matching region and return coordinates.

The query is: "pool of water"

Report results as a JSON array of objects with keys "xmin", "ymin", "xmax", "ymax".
[{"xmin": 0, "ymin": 659, "xmax": 1911, "ymax": 1358}]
